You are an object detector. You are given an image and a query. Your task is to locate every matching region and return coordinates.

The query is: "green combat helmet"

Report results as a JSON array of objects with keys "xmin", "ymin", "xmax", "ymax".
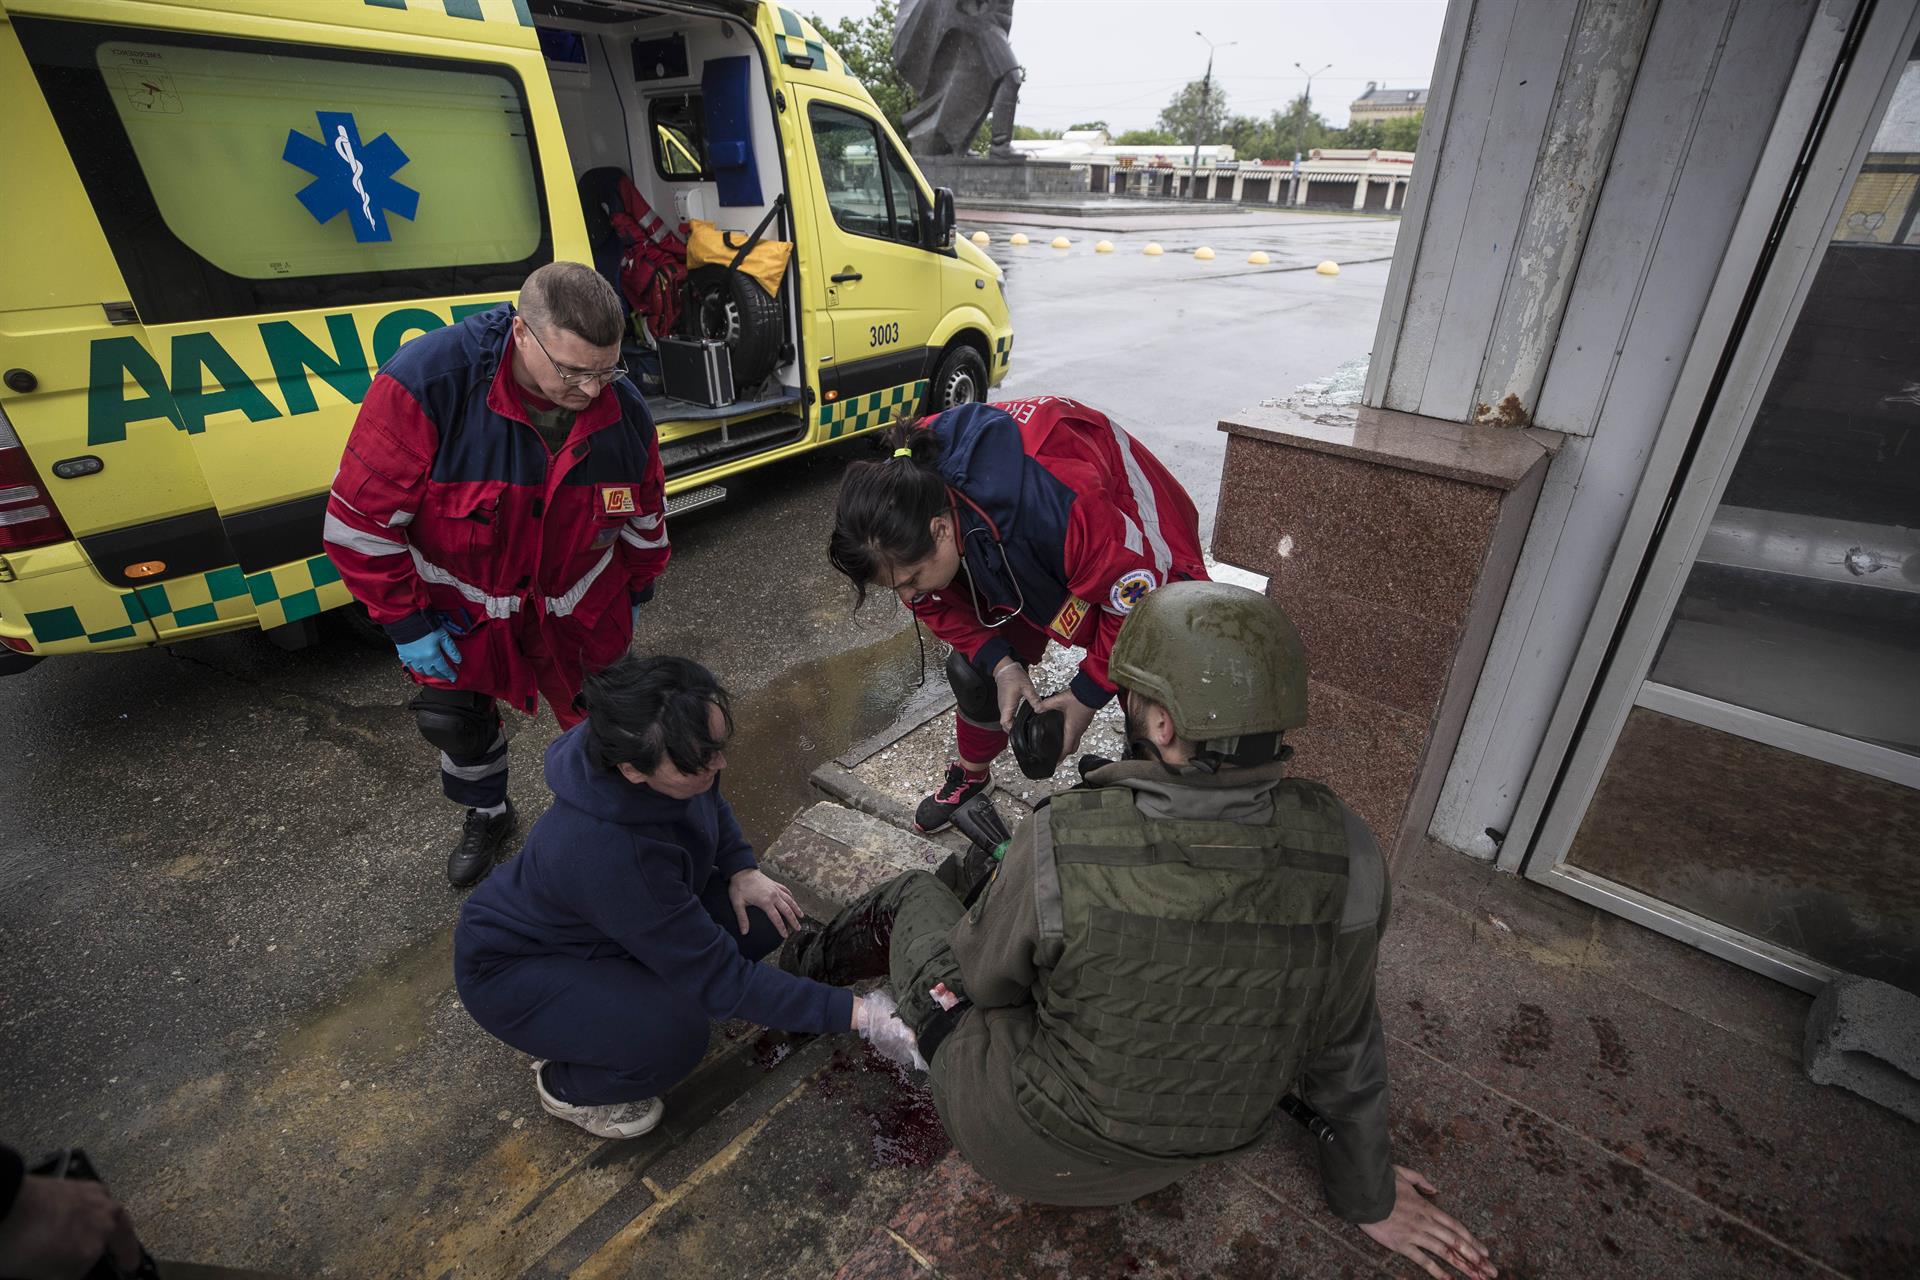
[{"xmin": 1107, "ymin": 581, "xmax": 1308, "ymax": 755}]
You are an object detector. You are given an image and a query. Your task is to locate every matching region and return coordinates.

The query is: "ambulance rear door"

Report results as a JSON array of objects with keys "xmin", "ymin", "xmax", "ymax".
[
  {"xmin": 0, "ymin": 7, "xmax": 202, "ymax": 650},
  {"xmin": 9, "ymin": 0, "xmax": 564, "ymax": 637}
]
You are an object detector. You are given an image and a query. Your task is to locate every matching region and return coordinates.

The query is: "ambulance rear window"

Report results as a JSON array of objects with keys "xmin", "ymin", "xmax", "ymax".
[{"xmin": 14, "ymin": 19, "xmax": 553, "ymax": 325}]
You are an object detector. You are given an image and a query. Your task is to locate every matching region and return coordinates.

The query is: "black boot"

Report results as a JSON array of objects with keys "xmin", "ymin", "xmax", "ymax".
[
  {"xmin": 448, "ymin": 801, "xmax": 517, "ymax": 889},
  {"xmin": 779, "ymin": 899, "xmax": 895, "ymax": 986}
]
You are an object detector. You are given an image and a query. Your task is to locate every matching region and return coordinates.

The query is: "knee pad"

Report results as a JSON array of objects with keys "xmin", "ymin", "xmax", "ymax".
[
  {"xmin": 945, "ymin": 648, "xmax": 1002, "ymax": 728},
  {"xmin": 408, "ymin": 688, "xmax": 499, "ymax": 757}
]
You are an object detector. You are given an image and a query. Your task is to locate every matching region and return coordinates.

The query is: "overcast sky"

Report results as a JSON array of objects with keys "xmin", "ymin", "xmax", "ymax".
[{"xmin": 803, "ymin": 0, "xmax": 1451, "ymax": 132}]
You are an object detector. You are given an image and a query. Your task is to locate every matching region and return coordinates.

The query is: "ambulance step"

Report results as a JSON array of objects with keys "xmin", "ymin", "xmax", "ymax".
[
  {"xmin": 665, "ymin": 484, "xmax": 728, "ymax": 518},
  {"xmin": 659, "ymin": 412, "xmax": 806, "ymax": 479}
]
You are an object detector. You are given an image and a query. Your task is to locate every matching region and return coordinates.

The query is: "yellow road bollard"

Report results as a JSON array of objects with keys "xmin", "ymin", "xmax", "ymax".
[
  {"xmin": 1316, "ymin": 260, "xmax": 1340, "ymax": 275},
  {"xmin": 1194, "ymin": 246, "xmax": 1215, "ymax": 261},
  {"xmin": 1143, "ymin": 243, "xmax": 1165, "ymax": 256},
  {"xmin": 971, "ymin": 230, "xmax": 990, "ymax": 246},
  {"xmin": 1248, "ymin": 251, "xmax": 1270, "ymax": 265},
  {"xmin": 1009, "ymin": 233, "xmax": 1030, "ymax": 245},
  {"xmin": 1095, "ymin": 240, "xmax": 1114, "ymax": 253}
]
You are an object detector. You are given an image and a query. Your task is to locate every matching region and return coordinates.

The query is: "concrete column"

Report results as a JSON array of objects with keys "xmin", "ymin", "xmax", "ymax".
[
  {"xmin": 1269, "ymin": 176, "xmax": 1282, "ymax": 203},
  {"xmin": 1353, "ymin": 178, "xmax": 1369, "ymax": 210},
  {"xmin": 1293, "ymin": 175, "xmax": 1309, "ymax": 207},
  {"xmin": 1232, "ymin": 173, "xmax": 1246, "ymax": 202},
  {"xmin": 1366, "ymin": 0, "xmax": 1662, "ymax": 422}
]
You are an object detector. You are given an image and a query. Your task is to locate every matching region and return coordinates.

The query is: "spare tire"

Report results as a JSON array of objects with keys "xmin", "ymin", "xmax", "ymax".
[{"xmin": 683, "ymin": 265, "xmax": 783, "ymax": 389}]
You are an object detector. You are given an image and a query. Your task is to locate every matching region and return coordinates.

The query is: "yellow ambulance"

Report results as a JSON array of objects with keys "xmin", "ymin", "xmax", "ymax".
[{"xmin": 0, "ymin": 0, "xmax": 1012, "ymax": 673}]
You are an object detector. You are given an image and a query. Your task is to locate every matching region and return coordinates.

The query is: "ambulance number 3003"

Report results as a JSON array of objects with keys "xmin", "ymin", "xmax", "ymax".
[{"xmin": 868, "ymin": 322, "xmax": 900, "ymax": 348}]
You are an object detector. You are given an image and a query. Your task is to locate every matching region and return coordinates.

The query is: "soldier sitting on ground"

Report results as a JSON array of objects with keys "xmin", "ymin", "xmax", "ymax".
[{"xmin": 783, "ymin": 582, "xmax": 1496, "ymax": 1279}]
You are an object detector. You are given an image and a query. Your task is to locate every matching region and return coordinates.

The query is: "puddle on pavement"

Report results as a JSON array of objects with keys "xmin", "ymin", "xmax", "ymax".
[
  {"xmin": 281, "ymin": 924, "xmax": 454, "ymax": 1069},
  {"xmin": 719, "ymin": 622, "xmax": 927, "ymax": 852}
]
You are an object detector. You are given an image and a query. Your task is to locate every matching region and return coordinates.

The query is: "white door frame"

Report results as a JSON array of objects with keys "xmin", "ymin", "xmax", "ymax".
[{"xmin": 1504, "ymin": 0, "xmax": 1920, "ymax": 992}]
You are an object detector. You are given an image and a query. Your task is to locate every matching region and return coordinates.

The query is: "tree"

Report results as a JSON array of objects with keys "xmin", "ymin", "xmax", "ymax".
[
  {"xmin": 806, "ymin": 2, "xmax": 914, "ymax": 137},
  {"xmin": 1156, "ymin": 79, "xmax": 1231, "ymax": 148},
  {"xmin": 1379, "ymin": 111, "xmax": 1425, "ymax": 152},
  {"xmin": 1115, "ymin": 128, "xmax": 1178, "ymax": 146},
  {"xmin": 1221, "ymin": 114, "xmax": 1275, "ymax": 161},
  {"xmin": 1334, "ymin": 120, "xmax": 1385, "ymax": 150},
  {"xmin": 1269, "ymin": 93, "xmax": 1331, "ymax": 159},
  {"xmin": 1069, "ymin": 120, "xmax": 1110, "ymax": 134},
  {"xmin": 1013, "ymin": 125, "xmax": 1063, "ymax": 141}
]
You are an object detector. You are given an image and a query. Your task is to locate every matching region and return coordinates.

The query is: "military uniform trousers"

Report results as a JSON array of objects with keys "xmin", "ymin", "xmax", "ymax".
[{"xmin": 822, "ymin": 870, "xmax": 1191, "ymax": 1207}]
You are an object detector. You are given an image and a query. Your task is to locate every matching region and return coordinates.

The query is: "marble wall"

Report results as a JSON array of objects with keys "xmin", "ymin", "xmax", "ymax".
[{"xmin": 1212, "ymin": 405, "xmax": 1555, "ymax": 864}]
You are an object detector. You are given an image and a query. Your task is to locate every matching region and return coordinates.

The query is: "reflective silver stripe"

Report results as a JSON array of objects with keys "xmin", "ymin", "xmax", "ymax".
[
  {"xmin": 1107, "ymin": 421, "xmax": 1171, "ymax": 575},
  {"xmin": 328, "ymin": 488, "xmax": 414, "ymax": 529},
  {"xmin": 620, "ymin": 521, "xmax": 669, "ymax": 550},
  {"xmin": 1120, "ymin": 514, "xmax": 1144, "ymax": 556},
  {"xmin": 322, "ymin": 511, "xmax": 408, "ymax": 558},
  {"xmin": 439, "ymin": 734, "xmax": 508, "ymax": 779},
  {"xmin": 545, "ymin": 544, "xmax": 616, "ymax": 618},
  {"xmin": 408, "ymin": 548, "xmax": 522, "ymax": 619}
]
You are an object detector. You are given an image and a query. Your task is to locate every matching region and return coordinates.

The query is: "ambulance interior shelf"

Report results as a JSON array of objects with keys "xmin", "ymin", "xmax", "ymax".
[{"xmin": 540, "ymin": 11, "xmax": 799, "ymax": 410}]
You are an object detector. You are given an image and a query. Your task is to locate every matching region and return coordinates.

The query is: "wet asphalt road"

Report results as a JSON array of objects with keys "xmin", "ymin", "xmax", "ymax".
[{"xmin": 0, "ymin": 205, "xmax": 1397, "ymax": 1272}]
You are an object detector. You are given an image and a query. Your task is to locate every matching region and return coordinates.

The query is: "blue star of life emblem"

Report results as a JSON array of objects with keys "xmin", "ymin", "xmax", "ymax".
[{"xmin": 282, "ymin": 111, "xmax": 420, "ymax": 243}]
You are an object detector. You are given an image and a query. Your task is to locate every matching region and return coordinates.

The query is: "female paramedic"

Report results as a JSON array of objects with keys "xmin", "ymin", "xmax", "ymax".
[
  {"xmin": 454, "ymin": 654, "xmax": 918, "ymax": 1139},
  {"xmin": 829, "ymin": 397, "xmax": 1209, "ymax": 833}
]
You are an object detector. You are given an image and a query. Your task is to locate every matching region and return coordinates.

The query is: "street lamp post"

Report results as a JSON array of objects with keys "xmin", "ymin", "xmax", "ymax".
[
  {"xmin": 1191, "ymin": 31, "xmax": 1236, "ymax": 199},
  {"xmin": 1295, "ymin": 61, "xmax": 1333, "ymax": 109},
  {"xmin": 1289, "ymin": 61, "xmax": 1332, "ymax": 191}
]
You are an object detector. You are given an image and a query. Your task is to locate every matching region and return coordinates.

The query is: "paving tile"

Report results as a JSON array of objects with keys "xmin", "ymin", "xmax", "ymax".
[
  {"xmin": 834, "ymin": 1226, "xmax": 933, "ymax": 1280},
  {"xmin": 886, "ymin": 1153, "xmax": 1388, "ymax": 1279},
  {"xmin": 1240, "ymin": 1047, "xmax": 1832, "ymax": 1280},
  {"xmin": 1372, "ymin": 888, "xmax": 1920, "ymax": 1278}
]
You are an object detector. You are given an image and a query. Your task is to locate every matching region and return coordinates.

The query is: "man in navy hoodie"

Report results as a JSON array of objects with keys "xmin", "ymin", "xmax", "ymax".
[{"xmin": 455, "ymin": 654, "xmax": 916, "ymax": 1138}]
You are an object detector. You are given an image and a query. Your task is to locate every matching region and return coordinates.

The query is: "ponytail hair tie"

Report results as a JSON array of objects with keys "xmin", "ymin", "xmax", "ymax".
[{"xmin": 892, "ymin": 447, "xmax": 913, "ymax": 459}]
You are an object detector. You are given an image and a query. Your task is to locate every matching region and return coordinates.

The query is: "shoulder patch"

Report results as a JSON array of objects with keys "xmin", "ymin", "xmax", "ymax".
[
  {"xmin": 1048, "ymin": 594, "xmax": 1091, "ymax": 642},
  {"xmin": 1107, "ymin": 567, "xmax": 1158, "ymax": 614}
]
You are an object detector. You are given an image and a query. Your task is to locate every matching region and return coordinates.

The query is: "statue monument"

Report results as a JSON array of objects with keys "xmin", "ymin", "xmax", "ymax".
[{"xmin": 893, "ymin": 0, "xmax": 1025, "ymax": 160}]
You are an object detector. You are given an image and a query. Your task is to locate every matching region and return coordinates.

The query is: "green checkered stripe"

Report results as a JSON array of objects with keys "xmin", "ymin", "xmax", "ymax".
[
  {"xmin": 773, "ymin": 7, "xmax": 846, "ymax": 75},
  {"xmin": 820, "ymin": 379, "xmax": 926, "ymax": 439},
  {"xmin": 994, "ymin": 333, "xmax": 1014, "ymax": 372},
  {"xmin": 24, "ymin": 555, "xmax": 351, "ymax": 649}
]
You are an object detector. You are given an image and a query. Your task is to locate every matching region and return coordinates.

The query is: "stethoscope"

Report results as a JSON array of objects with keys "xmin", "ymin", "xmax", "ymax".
[{"xmin": 945, "ymin": 489, "xmax": 1026, "ymax": 629}]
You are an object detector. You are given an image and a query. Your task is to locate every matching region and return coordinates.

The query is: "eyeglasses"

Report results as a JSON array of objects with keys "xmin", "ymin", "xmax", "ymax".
[{"xmin": 524, "ymin": 322, "xmax": 626, "ymax": 388}]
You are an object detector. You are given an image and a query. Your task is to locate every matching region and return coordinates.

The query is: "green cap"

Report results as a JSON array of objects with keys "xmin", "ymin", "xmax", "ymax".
[{"xmin": 1107, "ymin": 580, "xmax": 1308, "ymax": 742}]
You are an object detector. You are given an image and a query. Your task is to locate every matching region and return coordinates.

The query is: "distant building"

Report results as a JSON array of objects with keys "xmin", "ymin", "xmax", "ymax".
[
  {"xmin": 1008, "ymin": 129, "xmax": 1235, "ymax": 168},
  {"xmin": 1349, "ymin": 81, "xmax": 1429, "ymax": 124}
]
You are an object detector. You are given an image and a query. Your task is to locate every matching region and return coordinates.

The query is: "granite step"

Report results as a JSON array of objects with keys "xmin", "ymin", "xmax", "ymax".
[{"xmin": 761, "ymin": 801, "xmax": 954, "ymax": 912}]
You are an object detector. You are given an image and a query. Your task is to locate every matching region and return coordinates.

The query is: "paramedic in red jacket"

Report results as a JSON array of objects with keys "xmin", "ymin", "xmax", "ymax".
[
  {"xmin": 828, "ymin": 397, "xmax": 1208, "ymax": 832},
  {"xmin": 324, "ymin": 263, "xmax": 670, "ymax": 888}
]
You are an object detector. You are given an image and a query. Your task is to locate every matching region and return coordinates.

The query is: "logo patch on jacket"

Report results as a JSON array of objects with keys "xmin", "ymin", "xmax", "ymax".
[
  {"xmin": 600, "ymin": 485, "xmax": 636, "ymax": 516},
  {"xmin": 1048, "ymin": 594, "xmax": 1091, "ymax": 641},
  {"xmin": 1108, "ymin": 568, "xmax": 1158, "ymax": 614}
]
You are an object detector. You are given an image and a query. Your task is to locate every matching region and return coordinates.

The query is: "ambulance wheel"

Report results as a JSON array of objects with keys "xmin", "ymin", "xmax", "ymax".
[
  {"xmin": 685, "ymin": 265, "xmax": 782, "ymax": 388},
  {"xmin": 928, "ymin": 345, "xmax": 987, "ymax": 411}
]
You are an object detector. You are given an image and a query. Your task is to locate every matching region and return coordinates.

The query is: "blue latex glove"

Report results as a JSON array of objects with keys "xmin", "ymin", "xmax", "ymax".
[
  {"xmin": 630, "ymin": 601, "xmax": 642, "ymax": 631},
  {"xmin": 396, "ymin": 627, "xmax": 461, "ymax": 682}
]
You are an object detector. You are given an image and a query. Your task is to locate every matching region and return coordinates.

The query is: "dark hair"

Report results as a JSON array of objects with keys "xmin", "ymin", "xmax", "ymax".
[
  {"xmin": 828, "ymin": 418, "xmax": 949, "ymax": 609},
  {"xmin": 519, "ymin": 260, "xmax": 626, "ymax": 348},
  {"xmin": 579, "ymin": 654, "xmax": 734, "ymax": 775}
]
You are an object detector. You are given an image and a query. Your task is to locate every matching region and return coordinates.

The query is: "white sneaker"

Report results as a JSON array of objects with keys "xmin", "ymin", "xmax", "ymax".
[{"xmin": 530, "ymin": 1059, "xmax": 664, "ymax": 1139}]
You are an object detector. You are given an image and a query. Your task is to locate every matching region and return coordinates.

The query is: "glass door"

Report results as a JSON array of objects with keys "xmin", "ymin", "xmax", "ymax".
[{"xmin": 1524, "ymin": 12, "xmax": 1920, "ymax": 993}]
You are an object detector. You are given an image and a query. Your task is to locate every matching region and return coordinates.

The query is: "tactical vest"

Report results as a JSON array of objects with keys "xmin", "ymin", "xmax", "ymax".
[{"xmin": 1014, "ymin": 779, "xmax": 1352, "ymax": 1163}]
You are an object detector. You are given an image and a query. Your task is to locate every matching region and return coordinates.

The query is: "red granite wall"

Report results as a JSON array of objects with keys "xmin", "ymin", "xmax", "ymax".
[{"xmin": 1212, "ymin": 407, "xmax": 1554, "ymax": 863}]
